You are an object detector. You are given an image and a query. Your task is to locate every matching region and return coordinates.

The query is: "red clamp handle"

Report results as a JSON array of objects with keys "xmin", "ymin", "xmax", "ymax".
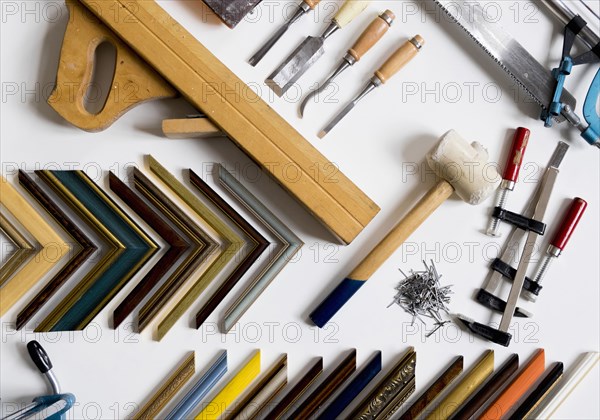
[
  {"xmin": 502, "ymin": 127, "xmax": 530, "ymax": 182},
  {"xmin": 551, "ymin": 197, "xmax": 587, "ymax": 251}
]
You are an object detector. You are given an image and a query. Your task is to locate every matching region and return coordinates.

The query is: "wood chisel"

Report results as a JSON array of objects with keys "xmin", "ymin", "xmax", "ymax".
[
  {"xmin": 266, "ymin": 0, "xmax": 370, "ymax": 97},
  {"xmin": 318, "ymin": 35, "xmax": 424, "ymax": 138},
  {"xmin": 249, "ymin": 0, "xmax": 322, "ymax": 66},
  {"xmin": 299, "ymin": 9, "xmax": 395, "ymax": 117},
  {"xmin": 202, "ymin": 0, "xmax": 262, "ymax": 29}
]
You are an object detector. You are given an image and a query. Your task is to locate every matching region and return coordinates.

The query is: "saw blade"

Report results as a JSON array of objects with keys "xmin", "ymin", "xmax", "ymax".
[{"xmin": 434, "ymin": 0, "xmax": 576, "ymax": 123}]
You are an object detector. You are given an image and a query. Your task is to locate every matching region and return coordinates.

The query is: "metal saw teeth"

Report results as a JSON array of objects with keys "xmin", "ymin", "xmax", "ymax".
[{"xmin": 433, "ymin": 0, "xmax": 547, "ymax": 110}]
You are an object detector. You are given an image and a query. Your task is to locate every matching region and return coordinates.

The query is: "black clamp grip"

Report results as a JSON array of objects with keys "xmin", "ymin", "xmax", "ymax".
[
  {"xmin": 476, "ymin": 289, "xmax": 530, "ymax": 317},
  {"xmin": 492, "ymin": 207, "xmax": 546, "ymax": 235},
  {"xmin": 491, "ymin": 258, "xmax": 543, "ymax": 296}
]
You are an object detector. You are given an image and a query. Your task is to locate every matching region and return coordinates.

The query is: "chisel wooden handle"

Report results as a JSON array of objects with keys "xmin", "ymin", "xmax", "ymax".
[
  {"xmin": 348, "ymin": 10, "xmax": 395, "ymax": 61},
  {"xmin": 309, "ymin": 179, "xmax": 454, "ymax": 328},
  {"xmin": 304, "ymin": 0, "xmax": 322, "ymax": 9},
  {"xmin": 375, "ymin": 35, "xmax": 424, "ymax": 84},
  {"xmin": 333, "ymin": 0, "xmax": 371, "ymax": 28}
]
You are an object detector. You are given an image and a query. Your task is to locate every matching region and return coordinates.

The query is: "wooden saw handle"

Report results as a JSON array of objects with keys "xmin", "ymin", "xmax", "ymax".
[
  {"xmin": 48, "ymin": 0, "xmax": 176, "ymax": 132},
  {"xmin": 309, "ymin": 179, "xmax": 455, "ymax": 327}
]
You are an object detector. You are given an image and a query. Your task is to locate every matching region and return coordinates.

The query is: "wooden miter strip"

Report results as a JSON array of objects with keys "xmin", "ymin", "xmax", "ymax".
[
  {"xmin": 425, "ymin": 350, "xmax": 494, "ymax": 419},
  {"xmin": 0, "ymin": 214, "xmax": 36, "ymax": 288},
  {"xmin": 34, "ymin": 170, "xmax": 122, "ymax": 331},
  {"xmin": 69, "ymin": 0, "xmax": 380, "ymax": 244},
  {"xmin": 35, "ymin": 171, "xmax": 157, "ymax": 331},
  {"xmin": 0, "ymin": 177, "xmax": 70, "ymax": 317},
  {"xmin": 147, "ymin": 157, "xmax": 247, "ymax": 340},
  {"xmin": 162, "ymin": 118, "xmax": 224, "ymax": 139},
  {"xmin": 134, "ymin": 352, "xmax": 196, "ymax": 420},
  {"xmin": 131, "ymin": 168, "xmax": 217, "ymax": 334},
  {"xmin": 189, "ymin": 169, "xmax": 270, "ymax": 329},
  {"xmin": 480, "ymin": 349, "xmax": 546, "ymax": 419},
  {"xmin": 16, "ymin": 171, "xmax": 99, "ymax": 331},
  {"xmin": 109, "ymin": 172, "xmax": 190, "ymax": 328},
  {"xmin": 216, "ymin": 164, "xmax": 303, "ymax": 333}
]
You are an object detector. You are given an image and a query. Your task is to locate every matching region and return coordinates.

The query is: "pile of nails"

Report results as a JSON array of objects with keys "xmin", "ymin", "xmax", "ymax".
[{"xmin": 389, "ymin": 261, "xmax": 453, "ymax": 337}]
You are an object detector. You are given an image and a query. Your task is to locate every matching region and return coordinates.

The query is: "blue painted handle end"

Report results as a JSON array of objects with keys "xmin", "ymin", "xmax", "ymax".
[{"xmin": 309, "ymin": 278, "xmax": 365, "ymax": 328}]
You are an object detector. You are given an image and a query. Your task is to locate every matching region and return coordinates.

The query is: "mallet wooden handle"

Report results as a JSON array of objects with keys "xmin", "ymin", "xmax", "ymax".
[
  {"xmin": 333, "ymin": 0, "xmax": 371, "ymax": 28},
  {"xmin": 348, "ymin": 10, "xmax": 395, "ymax": 62},
  {"xmin": 375, "ymin": 35, "xmax": 424, "ymax": 84},
  {"xmin": 309, "ymin": 179, "xmax": 454, "ymax": 328}
]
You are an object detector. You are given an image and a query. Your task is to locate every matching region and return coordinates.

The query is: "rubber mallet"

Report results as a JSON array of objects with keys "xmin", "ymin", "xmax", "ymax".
[{"xmin": 309, "ymin": 130, "xmax": 500, "ymax": 328}]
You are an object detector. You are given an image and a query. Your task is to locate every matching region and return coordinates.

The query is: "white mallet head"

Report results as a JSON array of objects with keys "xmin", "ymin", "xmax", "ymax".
[{"xmin": 427, "ymin": 130, "xmax": 500, "ymax": 205}]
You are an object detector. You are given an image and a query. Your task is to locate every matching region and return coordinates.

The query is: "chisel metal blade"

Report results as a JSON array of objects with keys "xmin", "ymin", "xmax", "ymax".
[
  {"xmin": 266, "ymin": 36, "xmax": 324, "ymax": 97},
  {"xmin": 203, "ymin": 0, "xmax": 262, "ymax": 29},
  {"xmin": 318, "ymin": 101, "xmax": 356, "ymax": 138},
  {"xmin": 434, "ymin": 0, "xmax": 576, "ymax": 123}
]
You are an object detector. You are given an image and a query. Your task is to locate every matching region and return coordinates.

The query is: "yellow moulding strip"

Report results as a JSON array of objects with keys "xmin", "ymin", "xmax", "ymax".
[{"xmin": 195, "ymin": 350, "xmax": 261, "ymax": 420}]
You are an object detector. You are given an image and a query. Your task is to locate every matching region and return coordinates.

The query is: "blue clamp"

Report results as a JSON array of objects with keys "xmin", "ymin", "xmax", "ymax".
[
  {"xmin": 34, "ymin": 394, "xmax": 76, "ymax": 420},
  {"xmin": 541, "ymin": 14, "xmax": 600, "ymax": 148},
  {"xmin": 542, "ymin": 56, "xmax": 573, "ymax": 127},
  {"xmin": 581, "ymin": 69, "xmax": 600, "ymax": 146},
  {"xmin": 5, "ymin": 394, "xmax": 76, "ymax": 420}
]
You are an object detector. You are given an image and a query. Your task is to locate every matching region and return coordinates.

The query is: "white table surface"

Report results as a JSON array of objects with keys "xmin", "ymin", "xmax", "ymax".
[{"xmin": 1, "ymin": 1, "xmax": 599, "ymax": 418}]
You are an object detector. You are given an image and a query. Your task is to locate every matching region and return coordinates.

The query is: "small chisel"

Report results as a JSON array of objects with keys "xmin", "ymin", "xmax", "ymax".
[
  {"xmin": 266, "ymin": 0, "xmax": 371, "ymax": 97},
  {"xmin": 318, "ymin": 35, "xmax": 424, "ymax": 138},
  {"xmin": 299, "ymin": 9, "xmax": 395, "ymax": 117},
  {"xmin": 249, "ymin": 0, "xmax": 322, "ymax": 67}
]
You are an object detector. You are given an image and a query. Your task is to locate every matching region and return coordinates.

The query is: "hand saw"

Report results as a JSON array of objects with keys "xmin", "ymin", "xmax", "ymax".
[{"xmin": 433, "ymin": 0, "xmax": 599, "ymax": 148}]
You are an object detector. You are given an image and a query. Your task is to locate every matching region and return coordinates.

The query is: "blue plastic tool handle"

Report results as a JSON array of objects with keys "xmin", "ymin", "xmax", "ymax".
[
  {"xmin": 543, "ymin": 57, "xmax": 573, "ymax": 127},
  {"xmin": 8, "ymin": 394, "xmax": 76, "ymax": 420},
  {"xmin": 309, "ymin": 278, "xmax": 365, "ymax": 328},
  {"xmin": 582, "ymin": 69, "xmax": 600, "ymax": 145}
]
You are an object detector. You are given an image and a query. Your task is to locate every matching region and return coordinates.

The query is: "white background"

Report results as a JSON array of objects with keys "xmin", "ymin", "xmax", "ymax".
[{"xmin": 1, "ymin": 0, "xmax": 599, "ymax": 418}]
